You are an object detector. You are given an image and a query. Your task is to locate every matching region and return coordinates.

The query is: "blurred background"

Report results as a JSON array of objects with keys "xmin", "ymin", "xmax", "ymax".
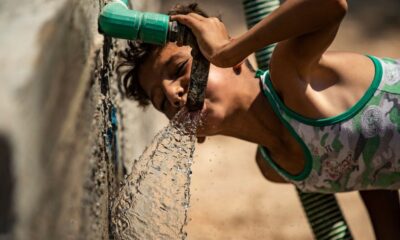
[{"xmin": 0, "ymin": 0, "xmax": 399, "ymax": 239}]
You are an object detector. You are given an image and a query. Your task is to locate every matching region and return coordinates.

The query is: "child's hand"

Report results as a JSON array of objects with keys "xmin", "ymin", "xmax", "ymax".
[{"xmin": 171, "ymin": 13, "xmax": 240, "ymax": 67}]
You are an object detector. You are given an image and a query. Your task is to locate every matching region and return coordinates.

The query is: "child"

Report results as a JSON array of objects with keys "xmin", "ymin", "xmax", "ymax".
[{"xmin": 118, "ymin": 1, "xmax": 400, "ymax": 238}]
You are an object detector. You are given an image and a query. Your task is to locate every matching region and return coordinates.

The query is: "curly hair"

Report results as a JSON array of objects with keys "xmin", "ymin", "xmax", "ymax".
[{"xmin": 117, "ymin": 3, "xmax": 210, "ymax": 108}]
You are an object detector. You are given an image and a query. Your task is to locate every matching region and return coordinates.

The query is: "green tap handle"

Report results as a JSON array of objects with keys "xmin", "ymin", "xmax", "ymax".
[{"xmin": 98, "ymin": 0, "xmax": 170, "ymax": 45}]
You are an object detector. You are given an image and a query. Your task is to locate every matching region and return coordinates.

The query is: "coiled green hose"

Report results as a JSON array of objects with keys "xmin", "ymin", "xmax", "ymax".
[{"xmin": 243, "ymin": 0, "xmax": 278, "ymax": 70}]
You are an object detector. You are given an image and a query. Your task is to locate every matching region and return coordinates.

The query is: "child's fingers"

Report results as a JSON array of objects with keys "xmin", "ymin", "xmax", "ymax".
[
  {"xmin": 170, "ymin": 14, "xmax": 203, "ymax": 32},
  {"xmin": 187, "ymin": 13, "xmax": 206, "ymax": 21},
  {"xmin": 171, "ymin": 13, "xmax": 204, "ymax": 22}
]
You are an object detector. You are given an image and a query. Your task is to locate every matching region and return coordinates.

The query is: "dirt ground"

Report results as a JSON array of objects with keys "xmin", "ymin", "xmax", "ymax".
[{"xmin": 158, "ymin": 1, "xmax": 400, "ymax": 239}]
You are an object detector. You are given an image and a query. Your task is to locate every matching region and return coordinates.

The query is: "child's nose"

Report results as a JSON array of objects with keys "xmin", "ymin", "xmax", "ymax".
[
  {"xmin": 173, "ymin": 91, "xmax": 185, "ymax": 107},
  {"xmin": 167, "ymin": 86, "xmax": 186, "ymax": 108}
]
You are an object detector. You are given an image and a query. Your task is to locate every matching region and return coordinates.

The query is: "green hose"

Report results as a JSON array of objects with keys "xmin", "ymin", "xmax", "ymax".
[
  {"xmin": 296, "ymin": 189, "xmax": 352, "ymax": 239},
  {"xmin": 98, "ymin": 0, "xmax": 170, "ymax": 45},
  {"xmin": 243, "ymin": 1, "xmax": 353, "ymax": 239},
  {"xmin": 243, "ymin": 0, "xmax": 278, "ymax": 70},
  {"xmin": 120, "ymin": 0, "xmax": 129, "ymax": 6}
]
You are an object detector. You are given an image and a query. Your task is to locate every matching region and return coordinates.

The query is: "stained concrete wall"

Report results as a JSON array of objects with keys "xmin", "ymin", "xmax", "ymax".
[{"xmin": 0, "ymin": 0, "xmax": 164, "ymax": 239}]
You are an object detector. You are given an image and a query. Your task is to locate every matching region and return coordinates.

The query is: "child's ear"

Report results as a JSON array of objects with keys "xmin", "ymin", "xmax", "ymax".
[{"xmin": 233, "ymin": 61, "xmax": 244, "ymax": 75}]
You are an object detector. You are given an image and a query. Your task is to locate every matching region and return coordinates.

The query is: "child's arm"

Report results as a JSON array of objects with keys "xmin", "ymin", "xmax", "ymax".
[
  {"xmin": 172, "ymin": 0, "xmax": 347, "ymax": 72},
  {"xmin": 255, "ymin": 148, "xmax": 287, "ymax": 183},
  {"xmin": 360, "ymin": 190, "xmax": 400, "ymax": 239}
]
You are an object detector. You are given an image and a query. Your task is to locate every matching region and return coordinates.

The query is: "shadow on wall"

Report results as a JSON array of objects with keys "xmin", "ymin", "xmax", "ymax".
[{"xmin": 0, "ymin": 135, "xmax": 14, "ymax": 235}]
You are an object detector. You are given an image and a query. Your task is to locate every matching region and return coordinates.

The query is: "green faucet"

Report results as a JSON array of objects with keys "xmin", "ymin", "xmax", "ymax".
[{"xmin": 98, "ymin": 0, "xmax": 209, "ymax": 111}]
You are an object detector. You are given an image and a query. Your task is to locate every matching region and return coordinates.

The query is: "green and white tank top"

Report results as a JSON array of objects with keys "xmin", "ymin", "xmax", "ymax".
[{"xmin": 257, "ymin": 55, "xmax": 400, "ymax": 193}]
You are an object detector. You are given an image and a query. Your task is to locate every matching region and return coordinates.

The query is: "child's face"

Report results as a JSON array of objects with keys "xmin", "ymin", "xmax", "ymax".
[{"xmin": 138, "ymin": 43, "xmax": 251, "ymax": 137}]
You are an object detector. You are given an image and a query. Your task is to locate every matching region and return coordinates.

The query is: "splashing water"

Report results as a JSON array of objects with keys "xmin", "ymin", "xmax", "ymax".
[{"xmin": 112, "ymin": 108, "xmax": 203, "ymax": 240}]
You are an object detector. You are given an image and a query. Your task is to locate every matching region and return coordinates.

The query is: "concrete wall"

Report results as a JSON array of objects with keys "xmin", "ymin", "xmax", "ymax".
[{"xmin": 0, "ymin": 0, "xmax": 164, "ymax": 239}]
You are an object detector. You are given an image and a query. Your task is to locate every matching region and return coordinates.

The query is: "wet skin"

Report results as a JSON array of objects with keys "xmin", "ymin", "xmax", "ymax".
[
  {"xmin": 138, "ymin": 42, "xmax": 378, "ymax": 177},
  {"xmin": 138, "ymin": 43, "xmax": 262, "ymax": 138},
  {"xmin": 139, "ymin": 46, "xmax": 400, "ymax": 240}
]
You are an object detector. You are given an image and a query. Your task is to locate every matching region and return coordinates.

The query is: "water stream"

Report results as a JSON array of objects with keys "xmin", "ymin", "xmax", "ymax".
[{"xmin": 112, "ymin": 108, "xmax": 203, "ymax": 240}]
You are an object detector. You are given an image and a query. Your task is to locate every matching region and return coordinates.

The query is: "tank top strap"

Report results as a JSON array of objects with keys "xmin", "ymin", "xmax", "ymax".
[
  {"xmin": 256, "ymin": 69, "xmax": 290, "ymax": 121},
  {"xmin": 255, "ymin": 69, "xmax": 314, "ymax": 182}
]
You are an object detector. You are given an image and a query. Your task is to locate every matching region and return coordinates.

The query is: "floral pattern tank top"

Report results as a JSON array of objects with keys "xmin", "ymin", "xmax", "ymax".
[{"xmin": 258, "ymin": 55, "xmax": 400, "ymax": 193}]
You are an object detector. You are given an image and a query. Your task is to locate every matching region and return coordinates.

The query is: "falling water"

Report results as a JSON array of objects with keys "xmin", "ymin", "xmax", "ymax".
[{"xmin": 111, "ymin": 108, "xmax": 203, "ymax": 240}]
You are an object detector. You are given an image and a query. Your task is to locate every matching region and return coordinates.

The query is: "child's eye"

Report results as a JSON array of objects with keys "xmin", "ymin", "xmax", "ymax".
[{"xmin": 175, "ymin": 59, "xmax": 188, "ymax": 78}]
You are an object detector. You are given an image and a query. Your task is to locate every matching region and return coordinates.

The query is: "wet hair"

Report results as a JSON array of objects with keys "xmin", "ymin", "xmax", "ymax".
[{"xmin": 117, "ymin": 3, "xmax": 254, "ymax": 108}]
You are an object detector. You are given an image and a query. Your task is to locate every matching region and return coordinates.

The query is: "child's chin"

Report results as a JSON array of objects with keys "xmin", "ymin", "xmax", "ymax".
[
  {"xmin": 197, "ymin": 116, "xmax": 222, "ymax": 137},
  {"xmin": 197, "ymin": 102, "xmax": 224, "ymax": 136}
]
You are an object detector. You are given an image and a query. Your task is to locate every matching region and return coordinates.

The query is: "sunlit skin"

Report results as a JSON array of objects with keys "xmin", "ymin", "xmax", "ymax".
[
  {"xmin": 138, "ymin": 44, "xmax": 400, "ymax": 238},
  {"xmin": 137, "ymin": 0, "xmax": 400, "ymax": 238},
  {"xmin": 139, "ymin": 46, "xmax": 377, "ymax": 178},
  {"xmin": 139, "ymin": 44, "xmax": 271, "ymax": 139}
]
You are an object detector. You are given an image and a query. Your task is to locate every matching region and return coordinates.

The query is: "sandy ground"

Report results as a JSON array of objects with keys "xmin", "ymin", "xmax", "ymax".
[
  {"xmin": 189, "ymin": 137, "xmax": 374, "ymax": 240},
  {"xmin": 157, "ymin": 1, "xmax": 400, "ymax": 239}
]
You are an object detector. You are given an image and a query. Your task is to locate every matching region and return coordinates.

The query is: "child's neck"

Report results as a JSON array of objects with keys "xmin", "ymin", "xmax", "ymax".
[
  {"xmin": 222, "ymin": 75, "xmax": 286, "ymax": 154},
  {"xmin": 222, "ymin": 74, "xmax": 306, "ymax": 175}
]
